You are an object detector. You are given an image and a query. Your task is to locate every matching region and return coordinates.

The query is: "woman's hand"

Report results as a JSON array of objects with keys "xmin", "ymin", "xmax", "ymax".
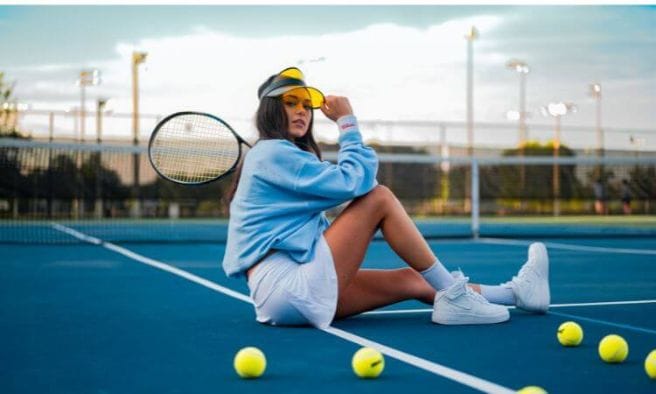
[{"xmin": 320, "ymin": 95, "xmax": 353, "ymax": 122}]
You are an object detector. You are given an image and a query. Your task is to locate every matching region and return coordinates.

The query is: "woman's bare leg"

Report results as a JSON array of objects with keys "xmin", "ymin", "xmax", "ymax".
[
  {"xmin": 324, "ymin": 185, "xmax": 462, "ymax": 316},
  {"xmin": 334, "ymin": 268, "xmax": 435, "ymax": 319},
  {"xmin": 324, "ymin": 185, "xmax": 437, "ymax": 293}
]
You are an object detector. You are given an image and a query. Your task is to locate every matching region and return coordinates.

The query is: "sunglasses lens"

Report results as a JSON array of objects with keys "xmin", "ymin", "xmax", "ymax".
[
  {"xmin": 267, "ymin": 68, "xmax": 324, "ymax": 108},
  {"xmin": 307, "ymin": 87, "xmax": 324, "ymax": 109}
]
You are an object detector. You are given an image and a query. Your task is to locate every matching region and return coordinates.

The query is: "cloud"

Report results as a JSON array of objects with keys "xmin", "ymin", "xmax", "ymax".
[{"xmin": 10, "ymin": 10, "xmax": 656, "ymax": 146}]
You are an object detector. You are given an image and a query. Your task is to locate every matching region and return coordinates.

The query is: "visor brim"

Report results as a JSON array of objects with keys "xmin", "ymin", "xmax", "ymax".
[{"xmin": 265, "ymin": 86, "xmax": 325, "ymax": 109}]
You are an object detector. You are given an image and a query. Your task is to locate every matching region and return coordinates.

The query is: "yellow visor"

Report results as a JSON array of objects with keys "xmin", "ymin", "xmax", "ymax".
[{"xmin": 259, "ymin": 67, "xmax": 325, "ymax": 109}]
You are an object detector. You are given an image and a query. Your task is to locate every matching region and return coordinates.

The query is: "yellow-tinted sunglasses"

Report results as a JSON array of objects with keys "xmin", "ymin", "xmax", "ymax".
[{"xmin": 259, "ymin": 67, "xmax": 325, "ymax": 109}]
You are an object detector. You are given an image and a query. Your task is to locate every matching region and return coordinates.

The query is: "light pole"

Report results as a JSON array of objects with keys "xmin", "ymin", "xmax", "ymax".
[
  {"xmin": 464, "ymin": 26, "xmax": 478, "ymax": 214},
  {"xmin": 589, "ymin": 83, "xmax": 603, "ymax": 157},
  {"xmin": 506, "ymin": 59, "xmax": 530, "ymax": 203},
  {"xmin": 132, "ymin": 52, "xmax": 147, "ymax": 145},
  {"xmin": 464, "ymin": 26, "xmax": 478, "ymax": 157},
  {"xmin": 541, "ymin": 102, "xmax": 577, "ymax": 216},
  {"xmin": 77, "ymin": 69, "xmax": 100, "ymax": 142},
  {"xmin": 95, "ymin": 98, "xmax": 109, "ymax": 219},
  {"xmin": 629, "ymin": 135, "xmax": 646, "ymax": 159},
  {"xmin": 131, "ymin": 51, "xmax": 147, "ymax": 218},
  {"xmin": 96, "ymin": 98, "xmax": 109, "ymax": 144},
  {"xmin": 68, "ymin": 106, "xmax": 79, "ymax": 139},
  {"xmin": 588, "ymin": 83, "xmax": 604, "ymax": 185},
  {"xmin": 439, "ymin": 123, "xmax": 450, "ymax": 211},
  {"xmin": 506, "ymin": 59, "xmax": 529, "ymax": 145}
]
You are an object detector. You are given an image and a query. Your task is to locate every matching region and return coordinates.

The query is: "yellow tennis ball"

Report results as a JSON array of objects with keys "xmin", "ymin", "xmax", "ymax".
[
  {"xmin": 557, "ymin": 321, "xmax": 583, "ymax": 347},
  {"xmin": 517, "ymin": 386, "xmax": 547, "ymax": 394},
  {"xmin": 233, "ymin": 347, "xmax": 266, "ymax": 378},
  {"xmin": 598, "ymin": 334, "xmax": 629, "ymax": 363},
  {"xmin": 352, "ymin": 347, "xmax": 385, "ymax": 378},
  {"xmin": 645, "ymin": 349, "xmax": 656, "ymax": 379}
]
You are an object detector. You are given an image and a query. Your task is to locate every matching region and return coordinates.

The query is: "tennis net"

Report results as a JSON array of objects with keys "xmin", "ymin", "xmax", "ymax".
[{"xmin": 1, "ymin": 138, "xmax": 655, "ymax": 243}]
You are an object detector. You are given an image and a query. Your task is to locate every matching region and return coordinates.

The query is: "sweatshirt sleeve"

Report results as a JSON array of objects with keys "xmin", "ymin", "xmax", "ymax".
[{"xmin": 253, "ymin": 116, "xmax": 378, "ymax": 203}]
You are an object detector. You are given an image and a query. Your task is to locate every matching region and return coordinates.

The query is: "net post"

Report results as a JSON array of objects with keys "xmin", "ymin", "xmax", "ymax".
[{"xmin": 471, "ymin": 158, "xmax": 480, "ymax": 239}]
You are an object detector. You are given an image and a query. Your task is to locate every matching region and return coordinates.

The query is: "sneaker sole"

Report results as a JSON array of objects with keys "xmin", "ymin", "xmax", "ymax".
[{"xmin": 432, "ymin": 310, "xmax": 510, "ymax": 325}]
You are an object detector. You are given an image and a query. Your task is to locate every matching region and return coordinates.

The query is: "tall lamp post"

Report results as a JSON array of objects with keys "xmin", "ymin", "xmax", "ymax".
[
  {"xmin": 589, "ymin": 83, "xmax": 603, "ymax": 157},
  {"xmin": 131, "ymin": 51, "xmax": 147, "ymax": 218},
  {"xmin": 96, "ymin": 98, "xmax": 109, "ymax": 144},
  {"xmin": 73, "ymin": 70, "xmax": 98, "ymax": 220},
  {"xmin": 464, "ymin": 26, "xmax": 478, "ymax": 214},
  {"xmin": 506, "ymin": 60, "xmax": 530, "ymax": 146},
  {"xmin": 541, "ymin": 102, "xmax": 577, "ymax": 216},
  {"xmin": 464, "ymin": 26, "xmax": 478, "ymax": 158},
  {"xmin": 77, "ymin": 69, "xmax": 100, "ymax": 142},
  {"xmin": 94, "ymin": 98, "xmax": 109, "ymax": 218},
  {"xmin": 506, "ymin": 59, "xmax": 529, "ymax": 200},
  {"xmin": 588, "ymin": 83, "xmax": 604, "ymax": 184}
]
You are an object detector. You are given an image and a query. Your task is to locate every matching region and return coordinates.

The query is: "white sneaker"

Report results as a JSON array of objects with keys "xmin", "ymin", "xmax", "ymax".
[
  {"xmin": 505, "ymin": 242, "xmax": 550, "ymax": 313},
  {"xmin": 432, "ymin": 274, "xmax": 510, "ymax": 325}
]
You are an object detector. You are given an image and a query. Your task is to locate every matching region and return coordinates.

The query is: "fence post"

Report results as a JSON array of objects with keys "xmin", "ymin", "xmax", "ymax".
[{"xmin": 471, "ymin": 158, "xmax": 480, "ymax": 239}]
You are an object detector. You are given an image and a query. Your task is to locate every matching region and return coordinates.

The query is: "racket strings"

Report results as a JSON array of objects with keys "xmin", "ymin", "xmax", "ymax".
[{"xmin": 150, "ymin": 114, "xmax": 240, "ymax": 183}]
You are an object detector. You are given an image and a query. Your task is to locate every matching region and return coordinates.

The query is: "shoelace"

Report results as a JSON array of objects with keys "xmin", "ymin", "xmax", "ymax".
[
  {"xmin": 516, "ymin": 259, "xmax": 535, "ymax": 278},
  {"xmin": 452, "ymin": 271, "xmax": 495, "ymax": 305},
  {"xmin": 466, "ymin": 286, "xmax": 492, "ymax": 305},
  {"xmin": 501, "ymin": 259, "xmax": 535, "ymax": 287},
  {"xmin": 454, "ymin": 276, "xmax": 492, "ymax": 305}
]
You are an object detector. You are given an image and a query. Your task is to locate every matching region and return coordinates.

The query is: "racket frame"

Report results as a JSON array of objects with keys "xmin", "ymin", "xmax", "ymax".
[{"xmin": 148, "ymin": 111, "xmax": 251, "ymax": 185}]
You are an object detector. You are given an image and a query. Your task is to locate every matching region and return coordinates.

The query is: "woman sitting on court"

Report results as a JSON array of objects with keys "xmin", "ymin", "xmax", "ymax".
[{"xmin": 223, "ymin": 67, "xmax": 550, "ymax": 328}]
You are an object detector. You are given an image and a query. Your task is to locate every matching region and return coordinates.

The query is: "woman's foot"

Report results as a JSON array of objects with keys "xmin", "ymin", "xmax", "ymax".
[
  {"xmin": 505, "ymin": 242, "xmax": 550, "ymax": 313},
  {"xmin": 432, "ymin": 274, "xmax": 510, "ymax": 325}
]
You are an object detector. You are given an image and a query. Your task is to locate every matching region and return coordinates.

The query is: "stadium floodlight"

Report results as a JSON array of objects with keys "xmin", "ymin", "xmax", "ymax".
[
  {"xmin": 506, "ymin": 59, "xmax": 529, "ymax": 146},
  {"xmin": 506, "ymin": 110, "xmax": 520, "ymax": 121},
  {"xmin": 131, "ymin": 52, "xmax": 147, "ymax": 145},
  {"xmin": 131, "ymin": 51, "xmax": 148, "ymax": 218},
  {"xmin": 462, "ymin": 25, "xmax": 479, "ymax": 222},
  {"xmin": 464, "ymin": 26, "xmax": 478, "ymax": 157},
  {"xmin": 506, "ymin": 59, "xmax": 529, "ymax": 74},
  {"xmin": 541, "ymin": 101, "xmax": 576, "ymax": 216},
  {"xmin": 543, "ymin": 101, "xmax": 577, "ymax": 118},
  {"xmin": 77, "ymin": 69, "xmax": 101, "ymax": 141},
  {"xmin": 589, "ymin": 83, "xmax": 603, "ymax": 156},
  {"xmin": 590, "ymin": 83, "xmax": 602, "ymax": 97}
]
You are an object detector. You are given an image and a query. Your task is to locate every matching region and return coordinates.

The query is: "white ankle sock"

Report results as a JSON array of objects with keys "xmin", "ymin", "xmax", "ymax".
[
  {"xmin": 480, "ymin": 285, "xmax": 516, "ymax": 305},
  {"xmin": 420, "ymin": 259, "xmax": 455, "ymax": 291}
]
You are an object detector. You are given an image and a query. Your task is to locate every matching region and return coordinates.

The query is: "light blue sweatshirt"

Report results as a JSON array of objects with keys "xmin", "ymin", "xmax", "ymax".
[{"xmin": 222, "ymin": 115, "xmax": 379, "ymax": 278}]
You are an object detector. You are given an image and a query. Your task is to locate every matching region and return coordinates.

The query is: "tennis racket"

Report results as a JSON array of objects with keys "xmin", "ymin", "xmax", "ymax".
[{"xmin": 148, "ymin": 111, "xmax": 252, "ymax": 185}]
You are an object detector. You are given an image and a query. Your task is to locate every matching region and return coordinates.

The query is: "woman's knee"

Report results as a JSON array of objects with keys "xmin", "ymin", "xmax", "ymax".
[{"xmin": 361, "ymin": 185, "xmax": 396, "ymax": 209}]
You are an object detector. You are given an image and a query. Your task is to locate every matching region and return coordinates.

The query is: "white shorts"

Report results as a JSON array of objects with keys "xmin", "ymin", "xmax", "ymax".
[{"xmin": 247, "ymin": 235, "xmax": 338, "ymax": 329}]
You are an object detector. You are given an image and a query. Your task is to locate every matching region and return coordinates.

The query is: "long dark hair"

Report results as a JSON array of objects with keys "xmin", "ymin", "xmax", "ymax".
[{"xmin": 225, "ymin": 96, "xmax": 322, "ymax": 206}]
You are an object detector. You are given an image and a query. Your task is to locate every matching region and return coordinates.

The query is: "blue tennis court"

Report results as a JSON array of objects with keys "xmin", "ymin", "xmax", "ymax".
[{"xmin": 2, "ymin": 221, "xmax": 655, "ymax": 393}]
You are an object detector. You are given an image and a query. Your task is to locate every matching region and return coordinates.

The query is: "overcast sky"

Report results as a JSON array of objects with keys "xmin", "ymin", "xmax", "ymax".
[{"xmin": 1, "ymin": 5, "xmax": 654, "ymax": 147}]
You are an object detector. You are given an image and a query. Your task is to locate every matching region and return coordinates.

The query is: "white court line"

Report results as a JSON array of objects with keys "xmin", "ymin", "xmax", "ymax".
[
  {"xmin": 51, "ymin": 223, "xmax": 103, "ymax": 245},
  {"xmin": 323, "ymin": 326, "xmax": 513, "ymax": 393},
  {"xmin": 364, "ymin": 299, "xmax": 656, "ymax": 316},
  {"xmin": 52, "ymin": 223, "xmax": 514, "ymax": 394},
  {"xmin": 476, "ymin": 237, "xmax": 656, "ymax": 255},
  {"xmin": 51, "ymin": 223, "xmax": 251, "ymax": 304}
]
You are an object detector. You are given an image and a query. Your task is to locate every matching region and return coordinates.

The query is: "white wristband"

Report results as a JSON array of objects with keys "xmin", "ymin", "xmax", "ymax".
[{"xmin": 336, "ymin": 115, "xmax": 359, "ymax": 135}]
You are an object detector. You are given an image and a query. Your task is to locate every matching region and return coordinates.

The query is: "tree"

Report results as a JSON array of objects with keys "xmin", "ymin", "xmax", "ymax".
[
  {"xmin": 478, "ymin": 141, "xmax": 584, "ymax": 200},
  {"xmin": 0, "ymin": 72, "xmax": 20, "ymax": 137}
]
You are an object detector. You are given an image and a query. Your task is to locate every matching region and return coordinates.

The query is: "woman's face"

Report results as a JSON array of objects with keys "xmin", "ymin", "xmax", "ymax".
[{"xmin": 281, "ymin": 88, "xmax": 313, "ymax": 138}]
